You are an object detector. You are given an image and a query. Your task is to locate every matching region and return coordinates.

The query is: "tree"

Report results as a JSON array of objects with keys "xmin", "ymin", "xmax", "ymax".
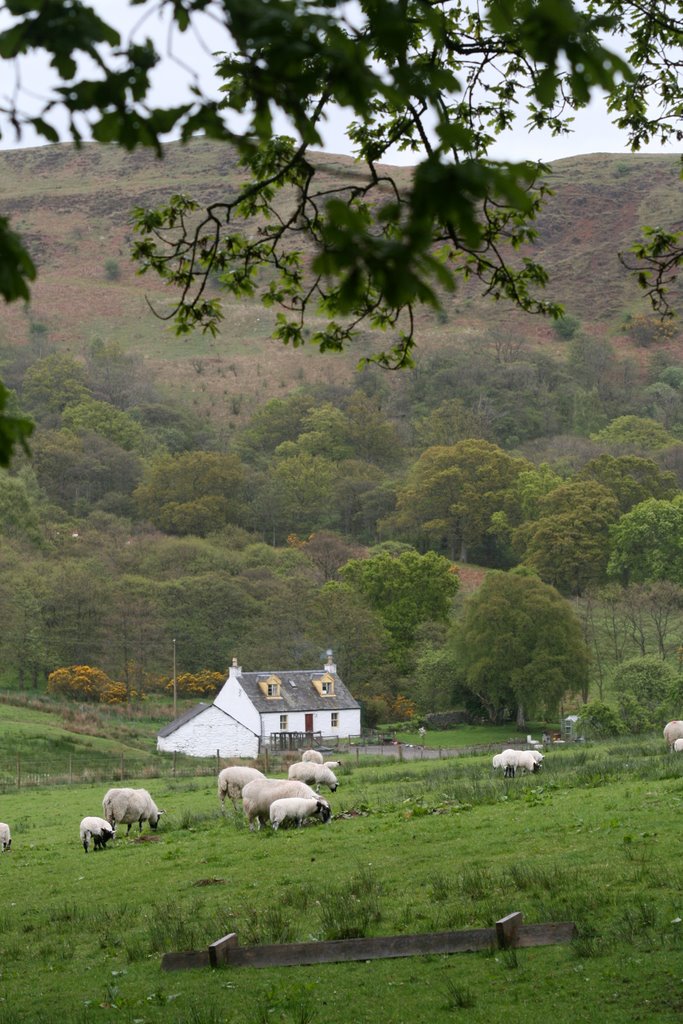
[
  {"xmin": 456, "ymin": 570, "xmax": 589, "ymax": 727},
  {"xmin": 133, "ymin": 451, "xmax": 247, "ymax": 536},
  {"xmin": 514, "ymin": 480, "xmax": 620, "ymax": 594},
  {"xmin": 393, "ymin": 440, "xmax": 529, "ymax": 562},
  {"xmin": 577, "ymin": 454, "xmax": 678, "ymax": 513},
  {"xmin": 608, "ymin": 496, "xmax": 683, "ymax": 586},
  {"xmin": 1, "ymin": 1, "xmax": 682, "ymax": 465},
  {"xmin": 340, "ymin": 548, "xmax": 459, "ymax": 672},
  {"xmin": 612, "ymin": 655, "xmax": 678, "ymax": 733},
  {"xmin": 590, "ymin": 415, "xmax": 676, "ymax": 452}
]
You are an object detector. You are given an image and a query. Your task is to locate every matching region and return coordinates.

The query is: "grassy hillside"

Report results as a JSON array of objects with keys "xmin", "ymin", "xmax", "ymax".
[
  {"xmin": 0, "ymin": 738, "xmax": 681, "ymax": 1023},
  {"xmin": 2, "ymin": 140, "xmax": 682, "ymax": 432}
]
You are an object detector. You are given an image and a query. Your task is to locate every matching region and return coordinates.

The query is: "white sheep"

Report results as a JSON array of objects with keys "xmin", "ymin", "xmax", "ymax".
[
  {"xmin": 529, "ymin": 750, "xmax": 544, "ymax": 764},
  {"xmin": 269, "ymin": 796, "xmax": 332, "ymax": 830},
  {"xmin": 663, "ymin": 721, "xmax": 683, "ymax": 748},
  {"xmin": 217, "ymin": 766, "xmax": 265, "ymax": 812},
  {"xmin": 80, "ymin": 816, "xmax": 116, "ymax": 853},
  {"xmin": 241, "ymin": 778, "xmax": 322, "ymax": 831},
  {"xmin": 288, "ymin": 761, "xmax": 339, "ymax": 791},
  {"xmin": 511, "ymin": 750, "xmax": 542, "ymax": 776},
  {"xmin": 301, "ymin": 749, "xmax": 324, "ymax": 764},
  {"xmin": 673, "ymin": 738, "xmax": 683, "ymax": 753},
  {"xmin": 324, "ymin": 761, "xmax": 342, "ymax": 769},
  {"xmin": 0, "ymin": 822, "xmax": 11, "ymax": 852},
  {"xmin": 492, "ymin": 749, "xmax": 520, "ymax": 777},
  {"xmin": 102, "ymin": 787, "xmax": 164, "ymax": 835}
]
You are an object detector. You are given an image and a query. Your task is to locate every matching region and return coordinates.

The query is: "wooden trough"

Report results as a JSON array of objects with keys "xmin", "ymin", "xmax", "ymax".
[{"xmin": 161, "ymin": 912, "xmax": 576, "ymax": 971}]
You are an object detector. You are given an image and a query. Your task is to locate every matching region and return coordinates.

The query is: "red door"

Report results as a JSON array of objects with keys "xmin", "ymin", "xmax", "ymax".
[{"xmin": 305, "ymin": 713, "xmax": 314, "ymax": 733}]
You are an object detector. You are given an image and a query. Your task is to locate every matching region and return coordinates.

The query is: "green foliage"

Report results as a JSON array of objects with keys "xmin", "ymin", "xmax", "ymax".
[
  {"xmin": 608, "ymin": 496, "xmax": 683, "ymax": 585},
  {"xmin": 340, "ymin": 548, "xmax": 459, "ymax": 672},
  {"xmin": 591, "ymin": 415, "xmax": 676, "ymax": 451},
  {"xmin": 456, "ymin": 570, "xmax": 589, "ymax": 724},
  {"xmin": 577, "ymin": 696, "xmax": 626, "ymax": 737},
  {"xmin": 61, "ymin": 397, "xmax": 148, "ymax": 452},
  {"xmin": 553, "ymin": 313, "xmax": 581, "ymax": 340},
  {"xmin": 103, "ymin": 257, "xmax": 120, "ymax": 281},
  {"xmin": 612, "ymin": 655, "xmax": 678, "ymax": 732}
]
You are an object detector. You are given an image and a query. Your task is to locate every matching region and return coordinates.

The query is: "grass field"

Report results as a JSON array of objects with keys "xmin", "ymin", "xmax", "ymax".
[{"xmin": 0, "ymin": 736, "xmax": 682, "ymax": 1023}]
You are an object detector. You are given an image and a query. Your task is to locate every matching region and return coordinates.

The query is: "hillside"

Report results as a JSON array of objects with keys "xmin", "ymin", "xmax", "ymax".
[{"xmin": 1, "ymin": 140, "xmax": 682, "ymax": 429}]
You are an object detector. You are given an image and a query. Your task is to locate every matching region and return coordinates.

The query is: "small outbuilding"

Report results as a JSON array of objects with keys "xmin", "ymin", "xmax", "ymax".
[{"xmin": 156, "ymin": 653, "xmax": 361, "ymax": 759}]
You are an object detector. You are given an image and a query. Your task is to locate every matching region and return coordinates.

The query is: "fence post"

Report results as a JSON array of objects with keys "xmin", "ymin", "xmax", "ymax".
[
  {"xmin": 264, "ymin": 747, "xmax": 269, "ymax": 773},
  {"xmin": 16, "ymin": 753, "xmax": 20, "ymax": 790},
  {"xmin": 356, "ymin": 747, "xmax": 360, "ymax": 765},
  {"xmin": 216, "ymin": 749, "xmax": 220, "ymax": 774},
  {"xmin": 173, "ymin": 751, "xmax": 177, "ymax": 778}
]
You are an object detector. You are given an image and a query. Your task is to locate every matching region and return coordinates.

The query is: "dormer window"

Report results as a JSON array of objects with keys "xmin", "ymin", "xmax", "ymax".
[
  {"xmin": 312, "ymin": 671, "xmax": 335, "ymax": 697},
  {"xmin": 259, "ymin": 674, "xmax": 282, "ymax": 699}
]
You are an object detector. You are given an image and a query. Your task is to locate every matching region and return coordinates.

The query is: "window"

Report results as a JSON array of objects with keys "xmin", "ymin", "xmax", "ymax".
[
  {"xmin": 280, "ymin": 714, "xmax": 288, "ymax": 730},
  {"xmin": 259, "ymin": 674, "xmax": 282, "ymax": 698},
  {"xmin": 320, "ymin": 680, "xmax": 330, "ymax": 695},
  {"xmin": 331, "ymin": 712, "xmax": 339, "ymax": 728},
  {"xmin": 267, "ymin": 683, "xmax": 278, "ymax": 697}
]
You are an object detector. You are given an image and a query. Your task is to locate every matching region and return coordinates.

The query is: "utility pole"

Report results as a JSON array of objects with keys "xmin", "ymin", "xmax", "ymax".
[{"xmin": 173, "ymin": 638, "xmax": 177, "ymax": 718}]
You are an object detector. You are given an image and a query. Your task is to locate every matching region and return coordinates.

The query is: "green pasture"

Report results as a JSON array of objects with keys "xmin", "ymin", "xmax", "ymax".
[{"xmin": 1, "ymin": 738, "xmax": 682, "ymax": 1023}]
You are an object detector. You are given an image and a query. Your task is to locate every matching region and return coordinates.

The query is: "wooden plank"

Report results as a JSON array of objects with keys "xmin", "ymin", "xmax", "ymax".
[
  {"xmin": 161, "ymin": 917, "xmax": 578, "ymax": 971},
  {"xmin": 209, "ymin": 932, "xmax": 239, "ymax": 968},
  {"xmin": 516, "ymin": 923, "xmax": 577, "ymax": 947},
  {"xmin": 496, "ymin": 912, "xmax": 522, "ymax": 949},
  {"xmin": 223, "ymin": 928, "xmax": 498, "ymax": 968},
  {"xmin": 161, "ymin": 949, "xmax": 210, "ymax": 971}
]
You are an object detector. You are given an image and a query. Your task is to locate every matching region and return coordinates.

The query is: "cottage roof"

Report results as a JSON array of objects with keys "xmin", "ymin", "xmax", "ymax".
[
  {"xmin": 157, "ymin": 701, "xmax": 212, "ymax": 738},
  {"xmin": 237, "ymin": 669, "xmax": 360, "ymax": 714}
]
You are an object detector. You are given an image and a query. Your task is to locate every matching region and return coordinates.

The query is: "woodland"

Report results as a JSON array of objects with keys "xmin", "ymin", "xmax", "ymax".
[
  {"xmin": 1, "ymin": 2, "xmax": 683, "ymax": 734},
  {"xmin": 2, "ymin": 139, "xmax": 683, "ymax": 735}
]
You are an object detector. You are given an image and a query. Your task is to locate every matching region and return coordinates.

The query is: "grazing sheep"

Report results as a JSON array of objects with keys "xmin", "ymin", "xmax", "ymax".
[
  {"xmin": 493, "ymin": 749, "xmax": 541, "ymax": 778},
  {"xmin": 663, "ymin": 721, "xmax": 683, "ymax": 748},
  {"xmin": 217, "ymin": 766, "xmax": 265, "ymax": 812},
  {"xmin": 301, "ymin": 749, "xmax": 324, "ymax": 764},
  {"xmin": 0, "ymin": 822, "xmax": 11, "ymax": 852},
  {"xmin": 102, "ymin": 787, "xmax": 164, "ymax": 835},
  {"xmin": 324, "ymin": 761, "xmax": 342, "ymax": 770},
  {"xmin": 673, "ymin": 738, "xmax": 683, "ymax": 753},
  {"xmin": 492, "ymin": 749, "xmax": 520, "ymax": 777},
  {"xmin": 288, "ymin": 761, "xmax": 339, "ymax": 791},
  {"xmin": 241, "ymin": 778, "xmax": 322, "ymax": 831},
  {"xmin": 269, "ymin": 796, "xmax": 332, "ymax": 830},
  {"xmin": 80, "ymin": 816, "xmax": 116, "ymax": 853}
]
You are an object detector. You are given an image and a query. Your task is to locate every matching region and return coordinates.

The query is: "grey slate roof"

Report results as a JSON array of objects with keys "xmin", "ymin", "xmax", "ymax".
[
  {"xmin": 157, "ymin": 701, "xmax": 211, "ymax": 738},
  {"xmin": 237, "ymin": 669, "xmax": 360, "ymax": 714}
]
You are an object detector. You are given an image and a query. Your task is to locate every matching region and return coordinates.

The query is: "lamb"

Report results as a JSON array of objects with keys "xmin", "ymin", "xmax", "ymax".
[
  {"xmin": 301, "ymin": 749, "xmax": 324, "ymax": 764},
  {"xmin": 80, "ymin": 816, "xmax": 116, "ymax": 853},
  {"xmin": 663, "ymin": 721, "xmax": 683, "ymax": 748},
  {"xmin": 241, "ymin": 778, "xmax": 325, "ymax": 831},
  {"xmin": 217, "ymin": 766, "xmax": 265, "ymax": 812},
  {"xmin": 673, "ymin": 738, "xmax": 683, "ymax": 753},
  {"xmin": 102, "ymin": 787, "xmax": 164, "ymax": 835},
  {"xmin": 0, "ymin": 822, "xmax": 11, "ymax": 852},
  {"xmin": 269, "ymin": 796, "xmax": 332, "ymax": 831},
  {"xmin": 288, "ymin": 761, "xmax": 339, "ymax": 791}
]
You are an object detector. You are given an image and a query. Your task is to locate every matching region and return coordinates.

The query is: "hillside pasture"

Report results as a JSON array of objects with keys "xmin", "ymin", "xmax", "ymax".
[{"xmin": 0, "ymin": 737, "xmax": 682, "ymax": 1023}]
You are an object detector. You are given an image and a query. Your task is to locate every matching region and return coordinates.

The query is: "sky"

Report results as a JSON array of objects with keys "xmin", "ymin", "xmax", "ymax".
[{"xmin": 1, "ymin": 0, "xmax": 681, "ymax": 166}]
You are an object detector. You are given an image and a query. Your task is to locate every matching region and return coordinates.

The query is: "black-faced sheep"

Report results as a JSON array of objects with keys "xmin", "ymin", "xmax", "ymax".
[
  {"xmin": 287, "ymin": 761, "xmax": 338, "ymax": 791},
  {"xmin": 241, "ymin": 778, "xmax": 322, "ymax": 831},
  {"xmin": 217, "ymin": 766, "xmax": 265, "ymax": 811},
  {"xmin": 80, "ymin": 816, "xmax": 116, "ymax": 853},
  {"xmin": 102, "ymin": 787, "xmax": 164, "ymax": 834},
  {"xmin": 269, "ymin": 796, "xmax": 332, "ymax": 830}
]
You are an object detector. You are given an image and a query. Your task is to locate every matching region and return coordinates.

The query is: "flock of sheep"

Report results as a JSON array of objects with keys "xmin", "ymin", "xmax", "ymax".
[{"xmin": 2, "ymin": 723, "xmax": 683, "ymax": 855}]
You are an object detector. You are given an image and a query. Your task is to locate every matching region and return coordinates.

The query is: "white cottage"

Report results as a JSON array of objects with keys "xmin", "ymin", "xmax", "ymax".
[{"xmin": 156, "ymin": 654, "xmax": 361, "ymax": 758}]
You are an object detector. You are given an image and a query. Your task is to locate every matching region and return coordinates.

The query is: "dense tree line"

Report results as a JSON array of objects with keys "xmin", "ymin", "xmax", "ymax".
[{"xmin": 3, "ymin": 331, "xmax": 683, "ymax": 728}]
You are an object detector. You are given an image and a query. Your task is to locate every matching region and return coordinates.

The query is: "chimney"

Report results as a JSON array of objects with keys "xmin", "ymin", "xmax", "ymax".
[
  {"xmin": 325, "ymin": 649, "xmax": 336, "ymax": 674},
  {"xmin": 229, "ymin": 657, "xmax": 242, "ymax": 678}
]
